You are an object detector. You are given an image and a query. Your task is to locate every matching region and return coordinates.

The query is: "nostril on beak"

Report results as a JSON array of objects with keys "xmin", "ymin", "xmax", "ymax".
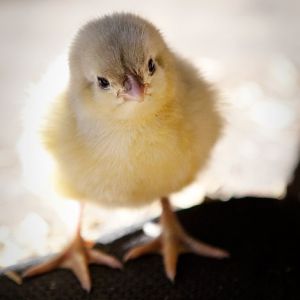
[{"xmin": 123, "ymin": 77, "xmax": 132, "ymax": 92}]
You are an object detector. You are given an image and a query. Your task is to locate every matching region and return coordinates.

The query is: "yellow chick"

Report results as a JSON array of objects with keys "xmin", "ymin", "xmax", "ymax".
[{"xmin": 22, "ymin": 13, "xmax": 229, "ymax": 291}]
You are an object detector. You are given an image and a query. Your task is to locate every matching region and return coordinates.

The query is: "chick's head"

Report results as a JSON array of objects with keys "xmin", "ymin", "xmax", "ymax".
[{"xmin": 69, "ymin": 13, "xmax": 173, "ymax": 121}]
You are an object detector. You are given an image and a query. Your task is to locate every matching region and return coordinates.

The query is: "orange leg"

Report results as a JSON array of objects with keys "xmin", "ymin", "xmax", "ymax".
[
  {"xmin": 124, "ymin": 197, "xmax": 229, "ymax": 281},
  {"xmin": 22, "ymin": 204, "xmax": 122, "ymax": 292}
]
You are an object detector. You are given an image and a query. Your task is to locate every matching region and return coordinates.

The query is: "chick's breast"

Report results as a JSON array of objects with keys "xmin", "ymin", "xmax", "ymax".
[
  {"xmin": 43, "ymin": 102, "xmax": 200, "ymax": 208},
  {"xmin": 42, "ymin": 53, "xmax": 222, "ymax": 209}
]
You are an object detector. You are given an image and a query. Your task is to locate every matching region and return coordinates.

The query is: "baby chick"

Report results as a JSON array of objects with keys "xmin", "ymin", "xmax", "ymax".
[{"xmin": 22, "ymin": 13, "xmax": 229, "ymax": 291}]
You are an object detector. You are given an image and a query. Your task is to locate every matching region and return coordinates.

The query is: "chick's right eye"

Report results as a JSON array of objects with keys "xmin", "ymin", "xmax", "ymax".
[
  {"xmin": 97, "ymin": 77, "xmax": 110, "ymax": 89},
  {"xmin": 148, "ymin": 58, "xmax": 156, "ymax": 75}
]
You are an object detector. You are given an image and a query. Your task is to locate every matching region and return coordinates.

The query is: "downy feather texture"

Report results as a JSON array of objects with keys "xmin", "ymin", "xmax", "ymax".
[{"xmin": 20, "ymin": 13, "xmax": 223, "ymax": 208}]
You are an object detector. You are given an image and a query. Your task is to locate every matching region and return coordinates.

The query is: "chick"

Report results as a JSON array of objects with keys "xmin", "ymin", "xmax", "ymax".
[{"xmin": 22, "ymin": 13, "xmax": 229, "ymax": 291}]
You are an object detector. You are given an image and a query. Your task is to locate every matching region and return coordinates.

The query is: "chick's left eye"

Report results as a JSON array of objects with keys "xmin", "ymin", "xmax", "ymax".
[
  {"xmin": 97, "ymin": 77, "xmax": 110, "ymax": 89},
  {"xmin": 148, "ymin": 58, "xmax": 156, "ymax": 75}
]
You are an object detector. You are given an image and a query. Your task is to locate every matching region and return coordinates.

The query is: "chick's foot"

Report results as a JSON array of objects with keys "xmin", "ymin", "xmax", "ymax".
[
  {"xmin": 124, "ymin": 197, "xmax": 229, "ymax": 281},
  {"xmin": 23, "ymin": 232, "xmax": 122, "ymax": 292}
]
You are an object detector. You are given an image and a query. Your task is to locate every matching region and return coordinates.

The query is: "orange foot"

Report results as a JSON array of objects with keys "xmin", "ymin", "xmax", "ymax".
[
  {"xmin": 124, "ymin": 197, "xmax": 229, "ymax": 281},
  {"xmin": 23, "ymin": 232, "xmax": 122, "ymax": 292}
]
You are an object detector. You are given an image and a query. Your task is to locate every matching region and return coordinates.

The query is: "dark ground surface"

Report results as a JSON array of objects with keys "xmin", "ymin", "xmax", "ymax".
[{"xmin": 1, "ymin": 162, "xmax": 300, "ymax": 300}]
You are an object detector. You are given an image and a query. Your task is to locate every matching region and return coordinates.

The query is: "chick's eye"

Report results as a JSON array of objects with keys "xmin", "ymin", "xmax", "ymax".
[
  {"xmin": 148, "ymin": 58, "xmax": 156, "ymax": 75},
  {"xmin": 97, "ymin": 76, "xmax": 110, "ymax": 89}
]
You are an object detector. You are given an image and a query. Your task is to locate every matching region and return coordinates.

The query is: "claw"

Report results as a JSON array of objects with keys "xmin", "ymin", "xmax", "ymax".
[
  {"xmin": 124, "ymin": 197, "xmax": 229, "ymax": 281},
  {"xmin": 23, "ymin": 234, "xmax": 122, "ymax": 292},
  {"xmin": 22, "ymin": 203, "xmax": 122, "ymax": 292}
]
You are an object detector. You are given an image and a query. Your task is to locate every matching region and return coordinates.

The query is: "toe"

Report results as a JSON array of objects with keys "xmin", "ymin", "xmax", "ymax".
[
  {"xmin": 124, "ymin": 238, "xmax": 161, "ymax": 262},
  {"xmin": 163, "ymin": 242, "xmax": 179, "ymax": 282},
  {"xmin": 88, "ymin": 249, "xmax": 123, "ymax": 269},
  {"xmin": 184, "ymin": 236, "xmax": 230, "ymax": 259},
  {"xmin": 22, "ymin": 255, "xmax": 62, "ymax": 278}
]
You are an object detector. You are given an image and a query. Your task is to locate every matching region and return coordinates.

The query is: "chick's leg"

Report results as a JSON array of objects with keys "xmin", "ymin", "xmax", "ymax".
[
  {"xmin": 124, "ymin": 197, "xmax": 229, "ymax": 281},
  {"xmin": 23, "ymin": 204, "xmax": 122, "ymax": 292}
]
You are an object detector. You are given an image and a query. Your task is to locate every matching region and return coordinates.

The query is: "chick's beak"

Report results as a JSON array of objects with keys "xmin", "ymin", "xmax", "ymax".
[{"xmin": 119, "ymin": 74, "xmax": 146, "ymax": 102}]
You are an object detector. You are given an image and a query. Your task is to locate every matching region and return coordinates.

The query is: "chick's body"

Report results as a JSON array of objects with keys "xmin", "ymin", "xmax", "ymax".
[
  {"xmin": 44, "ymin": 49, "xmax": 222, "ymax": 208},
  {"xmin": 22, "ymin": 14, "xmax": 226, "ymax": 289}
]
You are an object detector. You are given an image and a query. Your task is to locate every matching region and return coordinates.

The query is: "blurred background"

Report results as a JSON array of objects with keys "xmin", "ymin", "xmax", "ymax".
[{"xmin": 0, "ymin": 0, "xmax": 300, "ymax": 269}]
